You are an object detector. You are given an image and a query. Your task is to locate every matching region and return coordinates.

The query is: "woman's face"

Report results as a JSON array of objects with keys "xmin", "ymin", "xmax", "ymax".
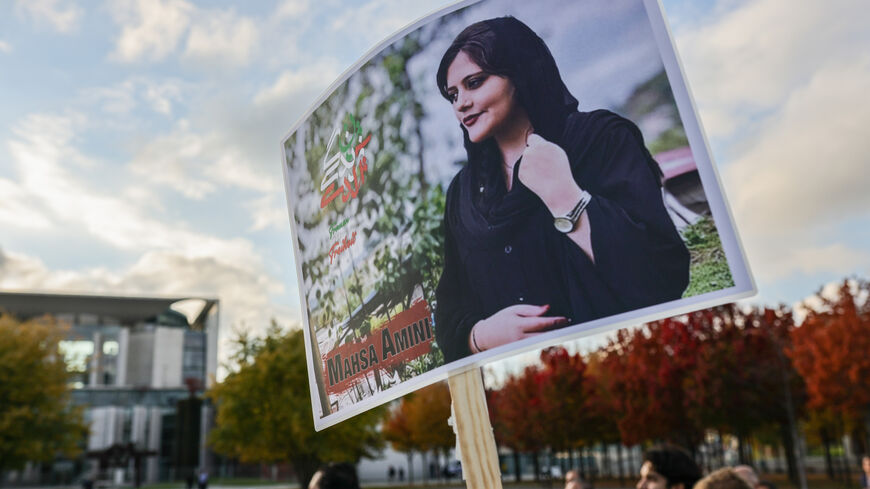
[{"xmin": 445, "ymin": 50, "xmax": 521, "ymax": 143}]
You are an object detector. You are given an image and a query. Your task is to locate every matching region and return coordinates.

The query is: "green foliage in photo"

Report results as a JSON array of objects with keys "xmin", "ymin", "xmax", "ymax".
[{"xmin": 682, "ymin": 216, "xmax": 735, "ymax": 297}]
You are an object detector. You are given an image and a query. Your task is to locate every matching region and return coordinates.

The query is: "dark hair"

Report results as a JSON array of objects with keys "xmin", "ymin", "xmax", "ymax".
[
  {"xmin": 436, "ymin": 17, "xmax": 579, "ymax": 188},
  {"xmin": 313, "ymin": 462, "xmax": 359, "ymax": 489},
  {"xmin": 643, "ymin": 444, "xmax": 702, "ymax": 489}
]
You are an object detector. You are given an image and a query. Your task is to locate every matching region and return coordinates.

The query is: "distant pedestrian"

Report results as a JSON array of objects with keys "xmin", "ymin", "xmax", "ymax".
[
  {"xmin": 637, "ymin": 444, "xmax": 702, "ymax": 489},
  {"xmin": 860, "ymin": 456, "xmax": 870, "ymax": 489},
  {"xmin": 388, "ymin": 465, "xmax": 395, "ymax": 482},
  {"xmin": 398, "ymin": 467, "xmax": 405, "ymax": 481},
  {"xmin": 694, "ymin": 468, "xmax": 752, "ymax": 489},
  {"xmin": 81, "ymin": 474, "xmax": 93, "ymax": 489},
  {"xmin": 308, "ymin": 462, "xmax": 359, "ymax": 489},
  {"xmin": 197, "ymin": 469, "xmax": 208, "ymax": 489}
]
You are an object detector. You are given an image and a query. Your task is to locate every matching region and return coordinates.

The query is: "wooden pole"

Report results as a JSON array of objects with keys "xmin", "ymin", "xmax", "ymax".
[{"xmin": 448, "ymin": 368, "xmax": 503, "ymax": 489}]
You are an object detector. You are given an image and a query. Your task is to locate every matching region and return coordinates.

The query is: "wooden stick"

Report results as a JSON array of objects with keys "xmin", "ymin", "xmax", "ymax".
[{"xmin": 448, "ymin": 368, "xmax": 503, "ymax": 489}]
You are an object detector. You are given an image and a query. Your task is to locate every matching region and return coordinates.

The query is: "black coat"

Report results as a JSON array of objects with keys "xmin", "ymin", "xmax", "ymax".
[{"xmin": 434, "ymin": 110, "xmax": 690, "ymax": 362}]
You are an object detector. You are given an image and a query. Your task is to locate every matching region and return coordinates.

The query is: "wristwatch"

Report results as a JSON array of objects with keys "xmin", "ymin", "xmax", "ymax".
[{"xmin": 553, "ymin": 190, "xmax": 592, "ymax": 233}]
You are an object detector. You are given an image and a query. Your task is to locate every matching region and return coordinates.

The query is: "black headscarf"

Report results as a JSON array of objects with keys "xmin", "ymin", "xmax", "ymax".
[{"xmin": 436, "ymin": 16, "xmax": 579, "ymax": 194}]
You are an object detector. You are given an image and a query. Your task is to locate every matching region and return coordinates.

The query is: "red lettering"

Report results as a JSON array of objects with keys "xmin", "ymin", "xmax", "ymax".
[{"xmin": 328, "ymin": 231, "xmax": 357, "ymax": 264}]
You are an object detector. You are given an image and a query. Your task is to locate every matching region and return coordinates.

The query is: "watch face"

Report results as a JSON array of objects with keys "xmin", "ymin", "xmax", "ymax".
[{"xmin": 554, "ymin": 217, "xmax": 573, "ymax": 233}]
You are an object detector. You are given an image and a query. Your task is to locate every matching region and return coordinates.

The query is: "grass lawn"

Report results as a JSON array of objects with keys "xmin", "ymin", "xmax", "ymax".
[{"xmin": 681, "ymin": 216, "xmax": 735, "ymax": 298}]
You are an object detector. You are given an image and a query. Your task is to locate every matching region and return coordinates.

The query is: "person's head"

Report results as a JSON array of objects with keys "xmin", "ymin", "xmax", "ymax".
[
  {"xmin": 862, "ymin": 455, "xmax": 870, "ymax": 473},
  {"xmin": 308, "ymin": 462, "xmax": 359, "ymax": 489},
  {"xmin": 436, "ymin": 17, "xmax": 579, "ymax": 155},
  {"xmin": 732, "ymin": 465, "xmax": 759, "ymax": 488},
  {"xmin": 637, "ymin": 445, "xmax": 702, "ymax": 489},
  {"xmin": 694, "ymin": 468, "xmax": 752, "ymax": 489},
  {"xmin": 566, "ymin": 469, "xmax": 584, "ymax": 489}
]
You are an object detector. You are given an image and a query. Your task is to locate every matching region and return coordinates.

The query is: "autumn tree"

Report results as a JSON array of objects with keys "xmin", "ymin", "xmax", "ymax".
[
  {"xmin": 790, "ymin": 280, "xmax": 870, "ymax": 455},
  {"xmin": 584, "ymin": 351, "xmax": 628, "ymax": 481},
  {"xmin": 407, "ymin": 382, "xmax": 453, "ymax": 480},
  {"xmin": 489, "ymin": 364, "xmax": 548, "ymax": 481},
  {"xmin": 207, "ymin": 325, "xmax": 385, "ymax": 487},
  {"xmin": 601, "ymin": 317, "xmax": 704, "ymax": 448},
  {"xmin": 0, "ymin": 313, "xmax": 88, "ymax": 471},
  {"xmin": 684, "ymin": 305, "xmax": 806, "ymax": 480},
  {"xmin": 536, "ymin": 347, "xmax": 600, "ymax": 475},
  {"xmin": 382, "ymin": 395, "xmax": 418, "ymax": 484},
  {"xmin": 382, "ymin": 382, "xmax": 453, "ymax": 483}
]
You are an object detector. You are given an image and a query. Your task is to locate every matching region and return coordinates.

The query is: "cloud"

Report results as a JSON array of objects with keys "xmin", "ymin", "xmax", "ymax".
[
  {"xmin": 109, "ymin": 0, "xmax": 193, "ymax": 62},
  {"xmin": 0, "ymin": 40, "xmax": 12, "ymax": 53},
  {"xmin": 254, "ymin": 61, "xmax": 340, "ymax": 107},
  {"xmin": 675, "ymin": 0, "xmax": 870, "ymax": 138},
  {"xmin": 275, "ymin": 0, "xmax": 310, "ymax": 19},
  {"xmin": 85, "ymin": 80, "xmax": 139, "ymax": 114},
  {"xmin": 82, "ymin": 78, "xmax": 186, "ymax": 116},
  {"xmin": 128, "ymin": 119, "xmax": 277, "ymax": 199},
  {"xmin": 142, "ymin": 80, "xmax": 184, "ymax": 115},
  {"xmin": 15, "ymin": 0, "xmax": 82, "ymax": 33},
  {"xmin": 747, "ymin": 241, "xmax": 870, "ymax": 283},
  {"xmin": 183, "ymin": 9, "xmax": 259, "ymax": 68},
  {"xmin": 245, "ymin": 194, "xmax": 289, "ymax": 232},
  {"xmin": 5, "ymin": 112, "xmax": 267, "ymax": 264},
  {"xmin": 109, "ymin": 1, "xmax": 260, "ymax": 67},
  {"xmin": 726, "ymin": 55, "xmax": 870, "ymax": 236},
  {"xmin": 0, "ymin": 246, "xmax": 290, "ymax": 357},
  {"xmin": 0, "ymin": 178, "xmax": 52, "ymax": 230},
  {"xmin": 1, "ymin": 111, "xmax": 296, "ymax": 340},
  {"xmin": 327, "ymin": 1, "xmax": 439, "ymax": 47}
]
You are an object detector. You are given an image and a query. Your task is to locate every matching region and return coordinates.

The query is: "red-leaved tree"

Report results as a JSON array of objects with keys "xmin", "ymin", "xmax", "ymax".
[
  {"xmin": 790, "ymin": 280, "xmax": 870, "ymax": 454},
  {"xmin": 601, "ymin": 317, "xmax": 704, "ymax": 448},
  {"xmin": 490, "ymin": 364, "xmax": 547, "ymax": 481}
]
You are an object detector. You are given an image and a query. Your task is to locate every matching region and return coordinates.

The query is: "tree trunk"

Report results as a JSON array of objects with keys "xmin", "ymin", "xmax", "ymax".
[
  {"xmin": 747, "ymin": 436, "xmax": 755, "ymax": 466},
  {"xmin": 821, "ymin": 428, "xmax": 834, "ymax": 480},
  {"xmin": 421, "ymin": 451, "xmax": 429, "ymax": 485},
  {"xmin": 292, "ymin": 455, "xmax": 321, "ymax": 489},
  {"xmin": 533, "ymin": 451, "xmax": 541, "ymax": 482},
  {"xmin": 407, "ymin": 452, "xmax": 414, "ymax": 485},
  {"xmin": 617, "ymin": 443, "xmax": 625, "ymax": 486},
  {"xmin": 513, "ymin": 450, "xmax": 522, "ymax": 482},
  {"xmin": 781, "ymin": 424, "xmax": 799, "ymax": 484}
]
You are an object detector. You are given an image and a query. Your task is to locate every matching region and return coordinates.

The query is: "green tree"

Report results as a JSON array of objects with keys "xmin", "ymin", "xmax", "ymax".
[
  {"xmin": 207, "ymin": 325, "xmax": 385, "ymax": 487},
  {"xmin": 0, "ymin": 313, "xmax": 88, "ymax": 471}
]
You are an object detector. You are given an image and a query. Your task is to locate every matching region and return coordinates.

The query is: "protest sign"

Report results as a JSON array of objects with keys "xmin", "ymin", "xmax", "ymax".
[{"xmin": 281, "ymin": 0, "xmax": 754, "ymax": 430}]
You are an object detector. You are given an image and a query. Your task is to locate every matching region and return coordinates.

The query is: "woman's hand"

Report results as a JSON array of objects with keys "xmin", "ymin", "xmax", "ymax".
[
  {"xmin": 469, "ymin": 304, "xmax": 568, "ymax": 353},
  {"xmin": 519, "ymin": 133, "xmax": 583, "ymax": 216}
]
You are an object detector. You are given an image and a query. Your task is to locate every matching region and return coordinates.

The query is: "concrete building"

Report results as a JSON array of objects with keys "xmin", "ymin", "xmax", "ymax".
[{"xmin": 0, "ymin": 291, "xmax": 218, "ymax": 485}]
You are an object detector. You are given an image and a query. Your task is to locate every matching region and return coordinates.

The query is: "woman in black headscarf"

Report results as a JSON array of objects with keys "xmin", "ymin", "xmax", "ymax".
[{"xmin": 434, "ymin": 17, "xmax": 690, "ymax": 362}]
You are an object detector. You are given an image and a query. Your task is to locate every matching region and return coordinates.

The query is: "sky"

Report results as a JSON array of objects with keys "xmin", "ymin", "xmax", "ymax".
[{"xmin": 1, "ymin": 0, "xmax": 869, "ymax": 377}]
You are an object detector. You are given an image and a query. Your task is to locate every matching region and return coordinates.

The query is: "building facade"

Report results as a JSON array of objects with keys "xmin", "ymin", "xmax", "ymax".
[{"xmin": 0, "ymin": 292, "xmax": 218, "ymax": 485}]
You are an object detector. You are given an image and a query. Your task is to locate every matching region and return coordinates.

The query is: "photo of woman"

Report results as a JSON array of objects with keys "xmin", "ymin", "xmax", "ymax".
[{"xmin": 434, "ymin": 17, "xmax": 691, "ymax": 362}]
